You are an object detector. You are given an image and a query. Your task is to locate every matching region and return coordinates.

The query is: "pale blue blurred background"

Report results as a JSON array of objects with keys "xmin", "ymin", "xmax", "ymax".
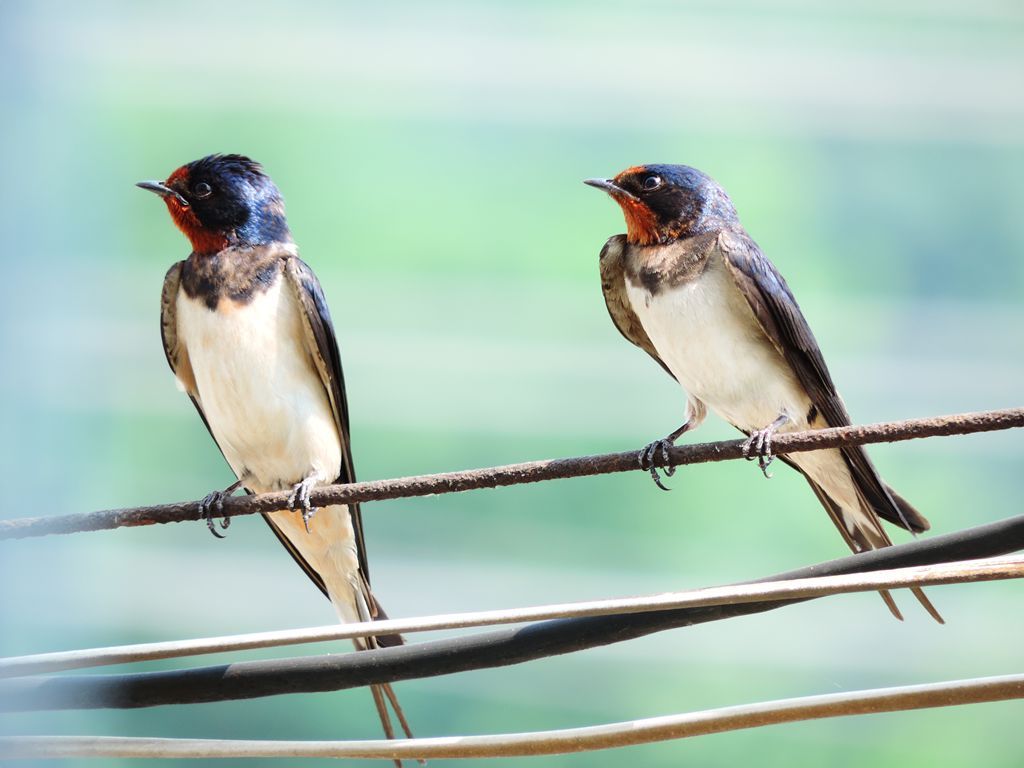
[{"xmin": 1, "ymin": 1, "xmax": 1023, "ymax": 766}]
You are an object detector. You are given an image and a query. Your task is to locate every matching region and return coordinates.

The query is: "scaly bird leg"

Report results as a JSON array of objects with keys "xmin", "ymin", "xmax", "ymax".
[
  {"xmin": 288, "ymin": 475, "xmax": 319, "ymax": 534},
  {"xmin": 741, "ymin": 413, "xmax": 791, "ymax": 478},
  {"xmin": 638, "ymin": 421, "xmax": 695, "ymax": 492},
  {"xmin": 197, "ymin": 480, "xmax": 243, "ymax": 539}
]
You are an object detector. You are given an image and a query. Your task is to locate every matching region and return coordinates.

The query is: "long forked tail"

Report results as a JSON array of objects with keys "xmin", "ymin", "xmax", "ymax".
[
  {"xmin": 260, "ymin": 512, "xmax": 420, "ymax": 762},
  {"xmin": 368, "ymin": 682, "xmax": 417, "ymax": 767},
  {"xmin": 354, "ymin": 594, "xmax": 422, "ymax": 768},
  {"xmin": 801, "ymin": 472, "xmax": 944, "ymax": 623},
  {"xmin": 366, "ymin": 677, "xmax": 416, "ymax": 767}
]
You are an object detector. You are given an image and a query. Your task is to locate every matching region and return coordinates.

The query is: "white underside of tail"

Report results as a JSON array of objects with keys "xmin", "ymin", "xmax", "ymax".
[{"xmin": 266, "ymin": 505, "xmax": 365, "ymax": 625}]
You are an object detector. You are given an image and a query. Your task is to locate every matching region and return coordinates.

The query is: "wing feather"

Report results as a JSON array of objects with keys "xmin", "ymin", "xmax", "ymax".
[
  {"xmin": 716, "ymin": 229, "xmax": 928, "ymax": 533},
  {"xmin": 282, "ymin": 257, "xmax": 374, "ymax": 584},
  {"xmin": 599, "ymin": 235, "xmax": 676, "ymax": 380}
]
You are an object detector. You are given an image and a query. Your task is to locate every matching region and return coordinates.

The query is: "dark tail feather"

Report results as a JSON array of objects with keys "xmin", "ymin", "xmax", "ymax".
[
  {"xmin": 367, "ymin": 681, "xmax": 420, "ymax": 766},
  {"xmin": 264, "ymin": 512, "xmax": 416, "ymax": 756},
  {"xmin": 868, "ymin": 489, "xmax": 943, "ymax": 621},
  {"xmin": 838, "ymin": 444, "xmax": 931, "ymax": 534},
  {"xmin": 883, "ymin": 484, "xmax": 931, "ymax": 533},
  {"xmin": 357, "ymin": 593, "xmax": 421, "ymax": 766},
  {"xmin": 911, "ymin": 586, "xmax": 944, "ymax": 623},
  {"xmin": 371, "ymin": 599, "xmax": 405, "ymax": 648},
  {"xmin": 877, "ymin": 590, "xmax": 904, "ymax": 621},
  {"xmin": 368, "ymin": 684, "xmax": 402, "ymax": 768},
  {"xmin": 382, "ymin": 682, "xmax": 424, "ymax": 765},
  {"xmin": 802, "ymin": 474, "xmax": 902, "ymax": 618},
  {"xmin": 797, "ymin": 468, "xmax": 943, "ymax": 622},
  {"xmin": 360, "ymin": 646, "xmax": 417, "ymax": 766}
]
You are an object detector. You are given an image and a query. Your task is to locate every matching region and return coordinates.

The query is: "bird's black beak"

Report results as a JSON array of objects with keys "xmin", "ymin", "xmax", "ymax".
[
  {"xmin": 583, "ymin": 178, "xmax": 638, "ymax": 202},
  {"xmin": 136, "ymin": 180, "xmax": 188, "ymax": 206}
]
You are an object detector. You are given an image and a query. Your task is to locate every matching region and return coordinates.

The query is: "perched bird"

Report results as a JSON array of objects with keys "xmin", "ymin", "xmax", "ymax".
[
  {"xmin": 585, "ymin": 164, "xmax": 941, "ymax": 622},
  {"xmin": 138, "ymin": 154, "xmax": 415, "ymax": 748}
]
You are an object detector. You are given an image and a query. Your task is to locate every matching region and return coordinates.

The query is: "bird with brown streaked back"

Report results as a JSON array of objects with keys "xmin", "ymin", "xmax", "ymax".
[
  {"xmin": 586, "ymin": 163, "xmax": 941, "ymax": 623},
  {"xmin": 138, "ymin": 154, "xmax": 416, "ymax": 760}
]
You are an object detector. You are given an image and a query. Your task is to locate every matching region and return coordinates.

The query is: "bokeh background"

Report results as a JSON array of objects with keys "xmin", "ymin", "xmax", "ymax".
[{"xmin": 2, "ymin": 1, "xmax": 1023, "ymax": 766}]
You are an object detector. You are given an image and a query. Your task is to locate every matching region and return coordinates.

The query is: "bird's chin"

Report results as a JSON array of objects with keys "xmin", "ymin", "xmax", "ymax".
[
  {"xmin": 167, "ymin": 204, "xmax": 228, "ymax": 254},
  {"xmin": 616, "ymin": 199, "xmax": 661, "ymax": 246}
]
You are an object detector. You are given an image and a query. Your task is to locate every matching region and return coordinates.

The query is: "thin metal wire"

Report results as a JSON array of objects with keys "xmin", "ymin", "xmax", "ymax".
[
  {"xmin": 1, "ymin": 406, "xmax": 1021, "ymax": 540},
  {"xmin": 3, "ymin": 672, "xmax": 1022, "ymax": 760},
  {"xmin": 6, "ymin": 513, "xmax": 1024, "ymax": 713},
  {"xmin": 3, "ymin": 555, "xmax": 1023, "ymax": 679},
  {"xmin": 1, "ymin": 407, "xmax": 1020, "ymax": 757}
]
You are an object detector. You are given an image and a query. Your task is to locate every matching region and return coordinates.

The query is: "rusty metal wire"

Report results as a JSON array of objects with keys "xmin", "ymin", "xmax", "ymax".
[
  {"xmin": 1, "ymin": 405, "xmax": 1021, "ymax": 762},
  {"xmin": 1, "ymin": 407, "xmax": 1021, "ymax": 540}
]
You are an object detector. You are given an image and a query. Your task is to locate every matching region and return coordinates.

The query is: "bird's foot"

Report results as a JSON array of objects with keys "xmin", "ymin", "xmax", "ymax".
[
  {"xmin": 198, "ymin": 480, "xmax": 242, "ymax": 539},
  {"xmin": 741, "ymin": 414, "xmax": 790, "ymax": 478},
  {"xmin": 638, "ymin": 437, "xmax": 677, "ymax": 491},
  {"xmin": 288, "ymin": 476, "xmax": 319, "ymax": 534}
]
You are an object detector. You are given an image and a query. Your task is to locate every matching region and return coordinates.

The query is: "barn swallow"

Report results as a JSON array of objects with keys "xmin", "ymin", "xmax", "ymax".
[
  {"xmin": 585, "ymin": 164, "xmax": 942, "ymax": 622},
  {"xmin": 138, "ymin": 155, "xmax": 415, "ymax": 753}
]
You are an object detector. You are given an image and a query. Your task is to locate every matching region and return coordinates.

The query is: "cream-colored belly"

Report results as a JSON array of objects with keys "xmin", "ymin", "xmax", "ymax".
[
  {"xmin": 626, "ymin": 255, "xmax": 811, "ymax": 433},
  {"xmin": 626, "ymin": 255, "xmax": 865, "ymax": 530},
  {"xmin": 175, "ymin": 278, "xmax": 342, "ymax": 492},
  {"xmin": 176, "ymin": 278, "xmax": 362, "ymax": 620}
]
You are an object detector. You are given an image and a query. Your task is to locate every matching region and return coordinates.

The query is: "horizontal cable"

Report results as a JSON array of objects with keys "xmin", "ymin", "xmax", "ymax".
[
  {"xmin": 3, "ymin": 513, "xmax": 1022, "ymax": 712},
  {"xmin": 1, "ymin": 407, "xmax": 1021, "ymax": 540},
  {"xmin": 3, "ymin": 555, "xmax": 1023, "ymax": 678},
  {"xmin": 3, "ymin": 672, "xmax": 1022, "ymax": 760}
]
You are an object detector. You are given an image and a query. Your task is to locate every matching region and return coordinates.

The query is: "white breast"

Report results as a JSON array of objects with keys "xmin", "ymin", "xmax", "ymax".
[
  {"xmin": 175, "ymin": 278, "xmax": 342, "ymax": 492},
  {"xmin": 626, "ymin": 252, "xmax": 871, "ymax": 537},
  {"xmin": 626, "ymin": 253, "xmax": 811, "ymax": 433}
]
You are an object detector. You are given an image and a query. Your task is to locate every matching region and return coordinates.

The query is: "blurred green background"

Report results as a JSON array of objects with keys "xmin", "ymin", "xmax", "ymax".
[{"xmin": 1, "ymin": 1, "xmax": 1023, "ymax": 766}]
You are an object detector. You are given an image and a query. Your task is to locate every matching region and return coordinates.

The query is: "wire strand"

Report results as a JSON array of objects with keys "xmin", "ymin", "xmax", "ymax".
[
  {"xmin": 2, "ymin": 555, "xmax": 1022, "ymax": 678},
  {"xmin": 4, "ymin": 513, "xmax": 1023, "ymax": 712},
  {"xmin": 3, "ymin": 672, "xmax": 1022, "ymax": 760},
  {"xmin": 1, "ymin": 407, "xmax": 1021, "ymax": 539}
]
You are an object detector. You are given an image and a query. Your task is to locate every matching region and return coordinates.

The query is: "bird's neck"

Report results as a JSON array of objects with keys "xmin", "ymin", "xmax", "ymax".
[
  {"xmin": 624, "ymin": 230, "xmax": 722, "ymax": 293},
  {"xmin": 232, "ymin": 198, "xmax": 292, "ymax": 251},
  {"xmin": 181, "ymin": 243, "xmax": 291, "ymax": 310},
  {"xmin": 174, "ymin": 199, "xmax": 292, "ymax": 256}
]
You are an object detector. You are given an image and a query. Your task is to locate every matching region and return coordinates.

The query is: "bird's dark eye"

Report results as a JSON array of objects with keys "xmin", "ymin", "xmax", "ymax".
[
  {"xmin": 193, "ymin": 182, "xmax": 212, "ymax": 199},
  {"xmin": 642, "ymin": 175, "xmax": 662, "ymax": 191}
]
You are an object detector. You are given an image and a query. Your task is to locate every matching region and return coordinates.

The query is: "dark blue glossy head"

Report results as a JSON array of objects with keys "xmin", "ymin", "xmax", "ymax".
[
  {"xmin": 585, "ymin": 164, "xmax": 738, "ymax": 245},
  {"xmin": 139, "ymin": 154, "xmax": 291, "ymax": 254}
]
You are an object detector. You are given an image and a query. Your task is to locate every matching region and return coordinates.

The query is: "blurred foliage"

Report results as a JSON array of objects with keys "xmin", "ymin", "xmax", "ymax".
[{"xmin": 1, "ymin": 1, "xmax": 1023, "ymax": 766}]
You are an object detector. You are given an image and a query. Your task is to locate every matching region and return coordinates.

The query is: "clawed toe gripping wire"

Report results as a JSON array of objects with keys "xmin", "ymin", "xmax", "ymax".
[
  {"xmin": 1, "ymin": 408, "xmax": 1020, "ymax": 540},
  {"xmin": 0, "ymin": 407, "xmax": 1023, "ymax": 762}
]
